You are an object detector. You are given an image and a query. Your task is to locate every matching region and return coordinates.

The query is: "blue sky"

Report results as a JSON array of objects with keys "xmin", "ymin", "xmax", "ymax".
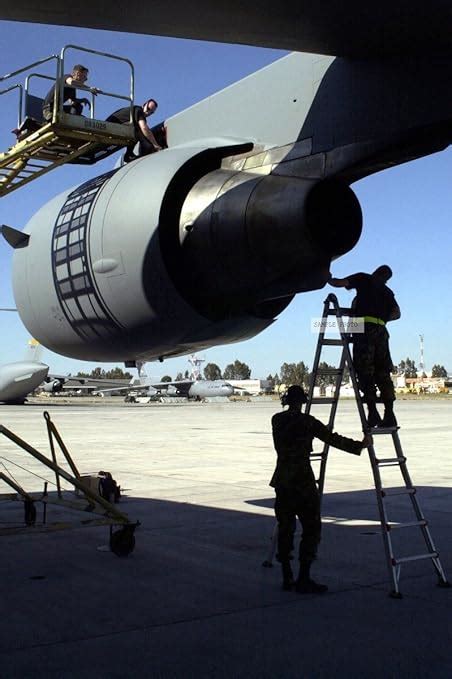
[{"xmin": 1, "ymin": 20, "xmax": 451, "ymax": 380}]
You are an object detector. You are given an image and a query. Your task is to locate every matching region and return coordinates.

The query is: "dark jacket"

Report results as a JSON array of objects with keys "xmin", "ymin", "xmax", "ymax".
[{"xmin": 270, "ymin": 410, "xmax": 361, "ymax": 489}]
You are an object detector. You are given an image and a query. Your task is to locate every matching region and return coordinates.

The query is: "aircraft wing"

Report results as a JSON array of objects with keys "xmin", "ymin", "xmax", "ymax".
[
  {"xmin": 43, "ymin": 374, "xmax": 132, "ymax": 392},
  {"xmin": 94, "ymin": 380, "xmax": 193, "ymax": 396},
  {"xmin": 0, "ymin": 2, "xmax": 451, "ymax": 57}
]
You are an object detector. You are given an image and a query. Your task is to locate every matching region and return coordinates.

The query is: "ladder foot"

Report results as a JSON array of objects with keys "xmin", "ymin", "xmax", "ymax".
[
  {"xmin": 389, "ymin": 590, "xmax": 403, "ymax": 599},
  {"xmin": 437, "ymin": 579, "xmax": 451, "ymax": 588},
  {"xmin": 262, "ymin": 560, "xmax": 273, "ymax": 568}
]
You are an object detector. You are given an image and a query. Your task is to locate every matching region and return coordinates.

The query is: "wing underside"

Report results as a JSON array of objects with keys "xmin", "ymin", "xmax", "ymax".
[{"xmin": 0, "ymin": 2, "xmax": 451, "ymax": 57}]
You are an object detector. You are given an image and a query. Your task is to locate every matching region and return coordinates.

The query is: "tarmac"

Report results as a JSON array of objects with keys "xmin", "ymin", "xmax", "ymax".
[{"xmin": 0, "ymin": 397, "xmax": 451, "ymax": 678}]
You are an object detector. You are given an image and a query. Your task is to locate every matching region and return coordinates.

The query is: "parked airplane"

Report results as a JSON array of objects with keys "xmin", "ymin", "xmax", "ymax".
[
  {"xmin": 0, "ymin": 360, "xmax": 49, "ymax": 404},
  {"xmin": 97, "ymin": 358, "xmax": 234, "ymax": 399},
  {"xmin": 1, "ymin": 5, "xmax": 450, "ymax": 370},
  {"xmin": 107, "ymin": 379, "xmax": 233, "ymax": 400}
]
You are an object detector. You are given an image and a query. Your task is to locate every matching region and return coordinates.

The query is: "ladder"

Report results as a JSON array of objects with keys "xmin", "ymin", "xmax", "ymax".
[{"xmin": 264, "ymin": 293, "xmax": 450, "ymax": 597}]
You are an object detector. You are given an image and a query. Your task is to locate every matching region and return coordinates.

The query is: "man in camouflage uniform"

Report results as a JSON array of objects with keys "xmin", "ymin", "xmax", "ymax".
[
  {"xmin": 330, "ymin": 265, "xmax": 400, "ymax": 428},
  {"xmin": 271, "ymin": 385, "xmax": 371, "ymax": 593}
]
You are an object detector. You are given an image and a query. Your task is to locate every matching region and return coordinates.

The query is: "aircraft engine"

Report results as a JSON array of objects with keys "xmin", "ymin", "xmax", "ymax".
[
  {"xmin": 8, "ymin": 140, "xmax": 362, "ymax": 362},
  {"xmin": 42, "ymin": 378, "xmax": 65, "ymax": 393}
]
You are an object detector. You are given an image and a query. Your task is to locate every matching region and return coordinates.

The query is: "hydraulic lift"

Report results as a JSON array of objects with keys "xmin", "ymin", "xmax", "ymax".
[{"xmin": 0, "ymin": 45, "xmax": 136, "ymax": 196}]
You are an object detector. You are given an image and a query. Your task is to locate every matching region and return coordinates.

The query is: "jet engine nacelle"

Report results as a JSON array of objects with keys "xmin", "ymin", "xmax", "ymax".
[
  {"xmin": 42, "ymin": 378, "xmax": 65, "ymax": 393},
  {"xmin": 10, "ymin": 139, "xmax": 362, "ymax": 362}
]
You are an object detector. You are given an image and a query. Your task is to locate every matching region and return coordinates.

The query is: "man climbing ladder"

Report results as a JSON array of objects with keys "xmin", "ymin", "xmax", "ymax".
[{"xmin": 329, "ymin": 264, "xmax": 400, "ymax": 428}]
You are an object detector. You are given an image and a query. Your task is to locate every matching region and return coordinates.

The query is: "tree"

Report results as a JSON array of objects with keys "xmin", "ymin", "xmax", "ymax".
[
  {"xmin": 184, "ymin": 370, "xmax": 190, "ymax": 379},
  {"xmin": 161, "ymin": 375, "xmax": 172, "ymax": 382},
  {"xmin": 204, "ymin": 363, "xmax": 222, "ymax": 380},
  {"xmin": 279, "ymin": 361, "xmax": 310, "ymax": 388},
  {"xmin": 223, "ymin": 360, "xmax": 251, "ymax": 380},
  {"xmin": 398, "ymin": 358, "xmax": 417, "ymax": 378},
  {"xmin": 314, "ymin": 361, "xmax": 338, "ymax": 388},
  {"xmin": 90, "ymin": 367, "xmax": 106, "ymax": 379},
  {"xmin": 266, "ymin": 374, "xmax": 275, "ymax": 391},
  {"xmin": 104, "ymin": 367, "xmax": 133, "ymax": 380},
  {"xmin": 431, "ymin": 364, "xmax": 448, "ymax": 378},
  {"xmin": 175, "ymin": 372, "xmax": 184, "ymax": 381},
  {"xmin": 76, "ymin": 367, "xmax": 132, "ymax": 380}
]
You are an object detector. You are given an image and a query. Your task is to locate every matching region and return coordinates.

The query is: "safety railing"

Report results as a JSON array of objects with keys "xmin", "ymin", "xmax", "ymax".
[
  {"xmin": 0, "ymin": 44, "xmax": 135, "ymax": 132},
  {"xmin": 0, "ymin": 84, "xmax": 23, "ymax": 130},
  {"xmin": 56, "ymin": 44, "xmax": 134, "ymax": 123}
]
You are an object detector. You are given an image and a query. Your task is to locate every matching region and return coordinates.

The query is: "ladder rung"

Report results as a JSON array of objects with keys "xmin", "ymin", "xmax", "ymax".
[
  {"xmin": 310, "ymin": 398, "xmax": 337, "ymax": 404},
  {"xmin": 320, "ymin": 338, "xmax": 344, "ymax": 346},
  {"xmin": 381, "ymin": 488, "xmax": 416, "ymax": 497},
  {"xmin": 316, "ymin": 369, "xmax": 343, "ymax": 376},
  {"xmin": 392, "ymin": 552, "xmax": 438, "ymax": 565},
  {"xmin": 376, "ymin": 457, "xmax": 406, "ymax": 466},
  {"xmin": 326, "ymin": 307, "xmax": 353, "ymax": 316},
  {"xmin": 369, "ymin": 427, "xmax": 400, "ymax": 435},
  {"xmin": 386, "ymin": 520, "xmax": 427, "ymax": 531}
]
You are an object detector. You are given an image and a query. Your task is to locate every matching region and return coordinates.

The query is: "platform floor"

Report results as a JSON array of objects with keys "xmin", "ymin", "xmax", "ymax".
[{"xmin": 0, "ymin": 398, "xmax": 451, "ymax": 678}]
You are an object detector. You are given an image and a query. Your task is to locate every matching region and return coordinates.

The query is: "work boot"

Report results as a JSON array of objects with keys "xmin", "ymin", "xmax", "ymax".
[
  {"xmin": 281, "ymin": 561, "xmax": 295, "ymax": 591},
  {"xmin": 295, "ymin": 578, "xmax": 328, "ymax": 594},
  {"xmin": 381, "ymin": 402, "xmax": 397, "ymax": 428},
  {"xmin": 367, "ymin": 403, "xmax": 382, "ymax": 428},
  {"xmin": 296, "ymin": 558, "xmax": 327, "ymax": 593}
]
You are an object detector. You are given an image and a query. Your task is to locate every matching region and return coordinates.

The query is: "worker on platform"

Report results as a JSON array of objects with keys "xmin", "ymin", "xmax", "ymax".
[
  {"xmin": 42, "ymin": 64, "xmax": 99, "ymax": 121},
  {"xmin": 271, "ymin": 385, "xmax": 371, "ymax": 593},
  {"xmin": 106, "ymin": 98, "xmax": 162, "ymax": 161},
  {"xmin": 329, "ymin": 265, "xmax": 401, "ymax": 428}
]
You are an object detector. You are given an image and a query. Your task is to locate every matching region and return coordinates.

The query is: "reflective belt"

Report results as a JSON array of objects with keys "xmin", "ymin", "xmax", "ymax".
[{"xmin": 363, "ymin": 315, "xmax": 386, "ymax": 326}]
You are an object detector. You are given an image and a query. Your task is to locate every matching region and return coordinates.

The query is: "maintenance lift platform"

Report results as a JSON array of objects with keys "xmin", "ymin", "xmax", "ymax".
[{"xmin": 0, "ymin": 45, "xmax": 136, "ymax": 196}]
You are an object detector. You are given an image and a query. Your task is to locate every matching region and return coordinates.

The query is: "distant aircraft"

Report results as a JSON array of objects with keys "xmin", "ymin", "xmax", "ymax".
[
  {"xmin": 0, "ymin": 360, "xmax": 49, "ymax": 404},
  {"xmin": 98, "ymin": 357, "xmax": 234, "ymax": 400},
  {"xmin": 0, "ymin": 333, "xmax": 49, "ymax": 404},
  {"xmin": 1, "ymin": 5, "xmax": 450, "ymax": 370}
]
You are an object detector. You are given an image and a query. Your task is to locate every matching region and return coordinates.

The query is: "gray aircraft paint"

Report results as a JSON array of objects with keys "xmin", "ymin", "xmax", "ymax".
[
  {"xmin": 1, "ymin": 2, "xmax": 450, "ymax": 57},
  {"xmin": 168, "ymin": 54, "xmax": 333, "ymax": 150},
  {"xmin": 3, "ymin": 33, "xmax": 451, "ymax": 364},
  {"xmin": 188, "ymin": 380, "xmax": 234, "ymax": 399},
  {"xmin": 0, "ymin": 361, "xmax": 49, "ymax": 403}
]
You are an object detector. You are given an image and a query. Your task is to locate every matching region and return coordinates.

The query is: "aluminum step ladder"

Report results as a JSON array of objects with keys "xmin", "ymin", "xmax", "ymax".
[{"xmin": 264, "ymin": 293, "xmax": 449, "ymax": 597}]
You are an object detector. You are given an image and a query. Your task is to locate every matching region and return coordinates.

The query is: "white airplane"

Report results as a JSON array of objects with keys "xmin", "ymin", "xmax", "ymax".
[{"xmin": 97, "ymin": 357, "xmax": 234, "ymax": 399}]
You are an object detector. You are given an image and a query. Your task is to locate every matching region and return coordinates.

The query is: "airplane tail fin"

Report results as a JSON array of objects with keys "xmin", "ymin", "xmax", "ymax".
[
  {"xmin": 131, "ymin": 360, "xmax": 149, "ymax": 386},
  {"xmin": 24, "ymin": 338, "xmax": 43, "ymax": 362}
]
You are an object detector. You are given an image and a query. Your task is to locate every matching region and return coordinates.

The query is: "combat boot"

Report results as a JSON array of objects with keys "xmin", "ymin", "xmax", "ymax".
[
  {"xmin": 281, "ymin": 561, "xmax": 295, "ymax": 591},
  {"xmin": 295, "ymin": 579, "xmax": 328, "ymax": 594},
  {"xmin": 296, "ymin": 559, "xmax": 328, "ymax": 594},
  {"xmin": 381, "ymin": 401, "xmax": 397, "ymax": 428},
  {"xmin": 367, "ymin": 402, "xmax": 382, "ymax": 428}
]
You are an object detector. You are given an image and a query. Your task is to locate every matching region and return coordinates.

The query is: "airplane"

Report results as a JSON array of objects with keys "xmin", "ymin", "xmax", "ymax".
[
  {"xmin": 0, "ymin": 5, "xmax": 450, "ymax": 370},
  {"xmin": 97, "ymin": 357, "xmax": 234, "ymax": 400},
  {"xmin": 0, "ymin": 360, "xmax": 49, "ymax": 404},
  {"xmin": 0, "ymin": 331, "xmax": 48, "ymax": 403}
]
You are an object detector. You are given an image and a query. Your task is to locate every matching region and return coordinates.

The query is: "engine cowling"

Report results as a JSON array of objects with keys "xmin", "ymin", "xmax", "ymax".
[
  {"xmin": 10, "ymin": 139, "xmax": 362, "ymax": 362},
  {"xmin": 42, "ymin": 378, "xmax": 65, "ymax": 393}
]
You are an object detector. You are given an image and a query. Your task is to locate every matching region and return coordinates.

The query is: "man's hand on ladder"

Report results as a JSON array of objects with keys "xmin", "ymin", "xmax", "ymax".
[{"xmin": 361, "ymin": 433, "xmax": 373, "ymax": 449}]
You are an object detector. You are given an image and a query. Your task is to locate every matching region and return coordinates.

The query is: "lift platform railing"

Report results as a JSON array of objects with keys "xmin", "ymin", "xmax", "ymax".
[
  {"xmin": 0, "ymin": 54, "xmax": 58, "ymax": 129},
  {"xmin": 57, "ymin": 44, "xmax": 135, "ymax": 124},
  {"xmin": 0, "ymin": 45, "xmax": 135, "ymax": 131},
  {"xmin": 0, "ymin": 83, "xmax": 23, "ymax": 131},
  {"xmin": 0, "ymin": 45, "xmax": 137, "ymax": 196}
]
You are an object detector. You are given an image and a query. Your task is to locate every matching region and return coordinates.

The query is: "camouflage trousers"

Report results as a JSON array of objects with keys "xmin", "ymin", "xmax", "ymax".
[
  {"xmin": 353, "ymin": 324, "xmax": 395, "ymax": 402},
  {"xmin": 274, "ymin": 480, "xmax": 321, "ymax": 565}
]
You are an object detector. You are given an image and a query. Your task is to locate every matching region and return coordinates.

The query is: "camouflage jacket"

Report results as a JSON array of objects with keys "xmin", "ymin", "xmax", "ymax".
[{"xmin": 270, "ymin": 410, "xmax": 362, "ymax": 489}]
